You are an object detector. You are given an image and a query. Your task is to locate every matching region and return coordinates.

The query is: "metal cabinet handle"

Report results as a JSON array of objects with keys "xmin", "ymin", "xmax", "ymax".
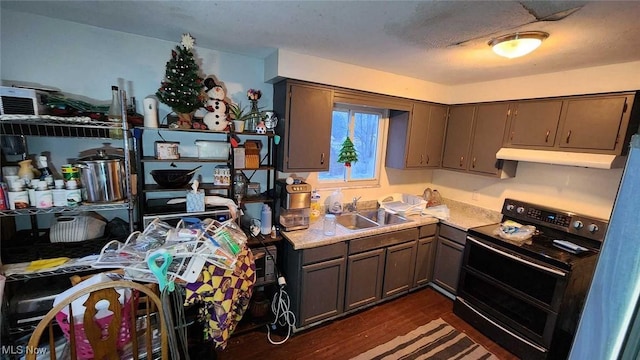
[
  {"xmin": 420, "ymin": 154, "xmax": 424, "ymax": 164},
  {"xmin": 472, "ymin": 157, "xmax": 476, "ymax": 168},
  {"xmin": 426, "ymin": 154, "xmax": 430, "ymax": 164},
  {"xmin": 459, "ymin": 156, "xmax": 464, "ymax": 167},
  {"xmin": 566, "ymin": 130, "xmax": 572, "ymax": 144},
  {"xmin": 510, "ymin": 131, "xmax": 514, "ymax": 141},
  {"xmin": 545, "ymin": 130, "xmax": 550, "ymax": 143},
  {"xmin": 321, "ymin": 152, "xmax": 325, "ymax": 165}
]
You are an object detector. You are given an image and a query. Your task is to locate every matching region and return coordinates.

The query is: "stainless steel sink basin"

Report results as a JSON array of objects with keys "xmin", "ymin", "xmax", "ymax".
[
  {"xmin": 359, "ymin": 210, "xmax": 412, "ymax": 226},
  {"xmin": 336, "ymin": 210, "xmax": 412, "ymax": 230},
  {"xmin": 336, "ymin": 213, "xmax": 379, "ymax": 230}
]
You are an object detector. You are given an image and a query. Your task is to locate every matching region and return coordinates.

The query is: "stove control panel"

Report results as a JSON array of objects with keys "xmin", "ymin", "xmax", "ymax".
[{"xmin": 502, "ymin": 198, "xmax": 608, "ymax": 242}]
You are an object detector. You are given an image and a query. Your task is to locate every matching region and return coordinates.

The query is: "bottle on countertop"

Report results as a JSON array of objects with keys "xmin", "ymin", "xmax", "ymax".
[
  {"xmin": 37, "ymin": 155, "xmax": 54, "ymax": 188},
  {"xmin": 310, "ymin": 189, "xmax": 321, "ymax": 221},
  {"xmin": 260, "ymin": 204, "xmax": 272, "ymax": 235},
  {"xmin": 108, "ymin": 85, "xmax": 124, "ymax": 139}
]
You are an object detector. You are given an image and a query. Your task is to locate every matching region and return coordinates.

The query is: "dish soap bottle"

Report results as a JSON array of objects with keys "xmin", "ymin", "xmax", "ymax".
[
  {"xmin": 260, "ymin": 204, "xmax": 272, "ymax": 235},
  {"xmin": 310, "ymin": 189, "xmax": 321, "ymax": 221}
]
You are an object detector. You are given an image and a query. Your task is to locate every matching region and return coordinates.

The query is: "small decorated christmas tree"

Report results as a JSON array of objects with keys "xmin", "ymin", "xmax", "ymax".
[
  {"xmin": 156, "ymin": 33, "xmax": 205, "ymax": 116},
  {"xmin": 337, "ymin": 137, "xmax": 358, "ymax": 167}
]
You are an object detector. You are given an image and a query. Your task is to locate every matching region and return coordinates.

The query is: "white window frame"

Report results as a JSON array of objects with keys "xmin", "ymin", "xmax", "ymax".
[{"xmin": 315, "ymin": 104, "xmax": 388, "ymax": 189}]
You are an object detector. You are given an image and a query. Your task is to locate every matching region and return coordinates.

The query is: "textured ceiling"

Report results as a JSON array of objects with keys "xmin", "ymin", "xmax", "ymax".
[{"xmin": 3, "ymin": 0, "xmax": 640, "ymax": 85}]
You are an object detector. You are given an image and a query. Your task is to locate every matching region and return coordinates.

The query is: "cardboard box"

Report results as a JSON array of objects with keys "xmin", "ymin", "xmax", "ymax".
[{"xmin": 244, "ymin": 140, "xmax": 262, "ymax": 169}]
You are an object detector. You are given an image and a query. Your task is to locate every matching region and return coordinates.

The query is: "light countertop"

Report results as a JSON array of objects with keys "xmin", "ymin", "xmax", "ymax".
[{"xmin": 282, "ymin": 199, "xmax": 502, "ymax": 250}]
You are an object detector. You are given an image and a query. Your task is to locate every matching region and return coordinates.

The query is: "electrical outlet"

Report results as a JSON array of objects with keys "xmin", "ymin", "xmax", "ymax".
[{"xmin": 471, "ymin": 191, "xmax": 479, "ymax": 201}]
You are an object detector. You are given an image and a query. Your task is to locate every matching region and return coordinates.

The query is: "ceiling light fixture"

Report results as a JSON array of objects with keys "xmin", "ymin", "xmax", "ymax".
[{"xmin": 488, "ymin": 31, "xmax": 549, "ymax": 59}]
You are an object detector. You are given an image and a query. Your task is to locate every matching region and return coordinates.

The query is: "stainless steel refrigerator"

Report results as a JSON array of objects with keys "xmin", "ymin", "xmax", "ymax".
[{"xmin": 570, "ymin": 134, "xmax": 640, "ymax": 359}]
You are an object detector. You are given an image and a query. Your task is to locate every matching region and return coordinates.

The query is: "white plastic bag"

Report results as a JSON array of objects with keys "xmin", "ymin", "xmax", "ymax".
[{"xmin": 328, "ymin": 189, "xmax": 344, "ymax": 214}]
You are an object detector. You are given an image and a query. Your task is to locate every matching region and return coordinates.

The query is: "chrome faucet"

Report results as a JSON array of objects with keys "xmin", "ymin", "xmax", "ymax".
[{"xmin": 349, "ymin": 196, "xmax": 362, "ymax": 212}]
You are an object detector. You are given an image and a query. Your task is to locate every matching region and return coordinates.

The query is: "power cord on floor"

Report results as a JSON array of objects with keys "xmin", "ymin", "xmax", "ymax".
[{"xmin": 267, "ymin": 276, "xmax": 296, "ymax": 345}]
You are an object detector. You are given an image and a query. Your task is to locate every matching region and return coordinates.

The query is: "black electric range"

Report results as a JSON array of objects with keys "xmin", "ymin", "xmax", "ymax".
[
  {"xmin": 456, "ymin": 198, "xmax": 610, "ymax": 360},
  {"xmin": 468, "ymin": 198, "xmax": 608, "ymax": 271}
]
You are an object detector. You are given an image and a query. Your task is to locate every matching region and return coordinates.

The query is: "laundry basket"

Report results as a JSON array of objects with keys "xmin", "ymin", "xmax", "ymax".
[{"xmin": 55, "ymin": 290, "xmax": 138, "ymax": 359}]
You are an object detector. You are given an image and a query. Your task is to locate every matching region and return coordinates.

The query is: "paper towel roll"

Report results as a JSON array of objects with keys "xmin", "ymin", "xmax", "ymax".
[{"xmin": 143, "ymin": 96, "xmax": 159, "ymax": 128}]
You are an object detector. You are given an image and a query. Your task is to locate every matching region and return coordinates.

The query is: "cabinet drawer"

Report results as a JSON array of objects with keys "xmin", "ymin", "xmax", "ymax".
[
  {"xmin": 438, "ymin": 225, "xmax": 467, "ymax": 245},
  {"xmin": 419, "ymin": 224, "xmax": 437, "ymax": 238},
  {"xmin": 302, "ymin": 242, "xmax": 347, "ymax": 265},
  {"xmin": 349, "ymin": 228, "xmax": 418, "ymax": 254}
]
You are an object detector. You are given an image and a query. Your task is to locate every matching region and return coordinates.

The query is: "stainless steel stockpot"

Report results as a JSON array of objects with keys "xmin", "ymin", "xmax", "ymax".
[{"xmin": 75, "ymin": 150, "xmax": 125, "ymax": 203}]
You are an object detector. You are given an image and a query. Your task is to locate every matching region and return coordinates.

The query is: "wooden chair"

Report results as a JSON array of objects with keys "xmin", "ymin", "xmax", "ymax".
[{"xmin": 26, "ymin": 280, "xmax": 169, "ymax": 360}]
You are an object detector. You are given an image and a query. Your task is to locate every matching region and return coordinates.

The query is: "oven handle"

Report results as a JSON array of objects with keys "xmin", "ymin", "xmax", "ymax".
[
  {"xmin": 467, "ymin": 236, "xmax": 567, "ymax": 277},
  {"xmin": 457, "ymin": 297, "xmax": 548, "ymax": 353}
]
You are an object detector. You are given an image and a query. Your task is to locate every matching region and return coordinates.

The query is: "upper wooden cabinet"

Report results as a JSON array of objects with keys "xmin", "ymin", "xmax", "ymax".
[
  {"xmin": 470, "ymin": 103, "xmax": 513, "ymax": 176},
  {"xmin": 442, "ymin": 105, "xmax": 475, "ymax": 171},
  {"xmin": 507, "ymin": 100, "xmax": 563, "ymax": 147},
  {"xmin": 386, "ymin": 102, "xmax": 448, "ymax": 169},
  {"xmin": 274, "ymin": 80, "xmax": 334, "ymax": 172},
  {"xmin": 443, "ymin": 103, "xmax": 516, "ymax": 178},
  {"xmin": 504, "ymin": 92, "xmax": 637, "ymax": 155},
  {"xmin": 558, "ymin": 94, "xmax": 632, "ymax": 152}
]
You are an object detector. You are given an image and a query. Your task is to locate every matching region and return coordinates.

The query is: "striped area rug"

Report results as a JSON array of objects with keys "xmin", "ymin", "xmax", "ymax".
[{"xmin": 351, "ymin": 318, "xmax": 499, "ymax": 360}]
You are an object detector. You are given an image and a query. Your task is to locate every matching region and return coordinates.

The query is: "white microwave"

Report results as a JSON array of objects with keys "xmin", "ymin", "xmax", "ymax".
[{"xmin": 0, "ymin": 86, "xmax": 48, "ymax": 115}]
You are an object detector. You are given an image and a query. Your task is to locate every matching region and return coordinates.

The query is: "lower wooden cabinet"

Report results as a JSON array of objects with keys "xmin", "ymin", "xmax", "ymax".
[
  {"xmin": 432, "ymin": 225, "xmax": 467, "ymax": 296},
  {"xmin": 345, "ymin": 248, "xmax": 385, "ymax": 311},
  {"xmin": 382, "ymin": 241, "xmax": 417, "ymax": 298},
  {"xmin": 300, "ymin": 257, "xmax": 346, "ymax": 325},
  {"xmin": 283, "ymin": 241, "xmax": 347, "ymax": 328},
  {"xmin": 412, "ymin": 224, "xmax": 437, "ymax": 289},
  {"xmin": 285, "ymin": 226, "xmax": 439, "ymax": 330}
]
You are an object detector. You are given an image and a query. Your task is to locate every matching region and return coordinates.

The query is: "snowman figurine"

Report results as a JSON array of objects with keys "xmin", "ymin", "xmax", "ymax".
[{"xmin": 202, "ymin": 77, "xmax": 229, "ymax": 131}]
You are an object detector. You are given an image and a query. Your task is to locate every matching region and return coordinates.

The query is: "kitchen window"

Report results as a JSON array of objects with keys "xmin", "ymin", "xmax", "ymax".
[{"xmin": 318, "ymin": 105, "xmax": 387, "ymax": 187}]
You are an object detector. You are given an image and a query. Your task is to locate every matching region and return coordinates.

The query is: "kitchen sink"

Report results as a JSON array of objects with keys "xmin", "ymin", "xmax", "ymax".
[
  {"xmin": 336, "ymin": 210, "xmax": 412, "ymax": 230},
  {"xmin": 336, "ymin": 213, "xmax": 379, "ymax": 230},
  {"xmin": 358, "ymin": 210, "xmax": 412, "ymax": 226}
]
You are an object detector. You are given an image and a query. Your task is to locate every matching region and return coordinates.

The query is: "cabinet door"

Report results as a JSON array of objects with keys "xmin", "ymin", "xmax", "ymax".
[
  {"xmin": 432, "ymin": 237, "xmax": 465, "ymax": 295},
  {"xmin": 412, "ymin": 236, "xmax": 436, "ymax": 289},
  {"xmin": 300, "ymin": 257, "xmax": 346, "ymax": 326},
  {"xmin": 345, "ymin": 248, "xmax": 385, "ymax": 311},
  {"xmin": 382, "ymin": 241, "xmax": 417, "ymax": 298},
  {"xmin": 286, "ymin": 83, "xmax": 333, "ymax": 171},
  {"xmin": 468, "ymin": 103, "xmax": 510, "ymax": 175},
  {"xmin": 405, "ymin": 102, "xmax": 430, "ymax": 167},
  {"xmin": 509, "ymin": 100, "xmax": 563, "ymax": 147},
  {"xmin": 442, "ymin": 105, "xmax": 475, "ymax": 170},
  {"xmin": 558, "ymin": 95, "xmax": 629, "ymax": 151},
  {"xmin": 424, "ymin": 104, "xmax": 448, "ymax": 168}
]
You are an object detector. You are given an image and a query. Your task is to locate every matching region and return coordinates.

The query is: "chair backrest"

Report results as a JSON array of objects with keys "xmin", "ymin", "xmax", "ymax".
[{"xmin": 26, "ymin": 280, "xmax": 168, "ymax": 360}]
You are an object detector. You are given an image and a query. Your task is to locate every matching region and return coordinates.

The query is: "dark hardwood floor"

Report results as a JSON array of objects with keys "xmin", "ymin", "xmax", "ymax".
[{"xmin": 216, "ymin": 287, "xmax": 519, "ymax": 359}]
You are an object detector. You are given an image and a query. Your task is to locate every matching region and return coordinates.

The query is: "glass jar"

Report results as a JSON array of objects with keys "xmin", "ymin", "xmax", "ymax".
[
  {"xmin": 323, "ymin": 214, "xmax": 336, "ymax": 236},
  {"xmin": 233, "ymin": 172, "xmax": 247, "ymax": 201},
  {"xmin": 245, "ymin": 99, "xmax": 261, "ymax": 132}
]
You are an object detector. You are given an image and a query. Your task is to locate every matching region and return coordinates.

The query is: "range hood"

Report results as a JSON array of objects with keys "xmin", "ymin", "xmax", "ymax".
[{"xmin": 496, "ymin": 148, "xmax": 626, "ymax": 169}]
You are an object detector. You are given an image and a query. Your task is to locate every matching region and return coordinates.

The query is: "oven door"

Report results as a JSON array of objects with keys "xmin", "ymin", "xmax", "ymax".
[{"xmin": 457, "ymin": 235, "xmax": 568, "ymax": 348}]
